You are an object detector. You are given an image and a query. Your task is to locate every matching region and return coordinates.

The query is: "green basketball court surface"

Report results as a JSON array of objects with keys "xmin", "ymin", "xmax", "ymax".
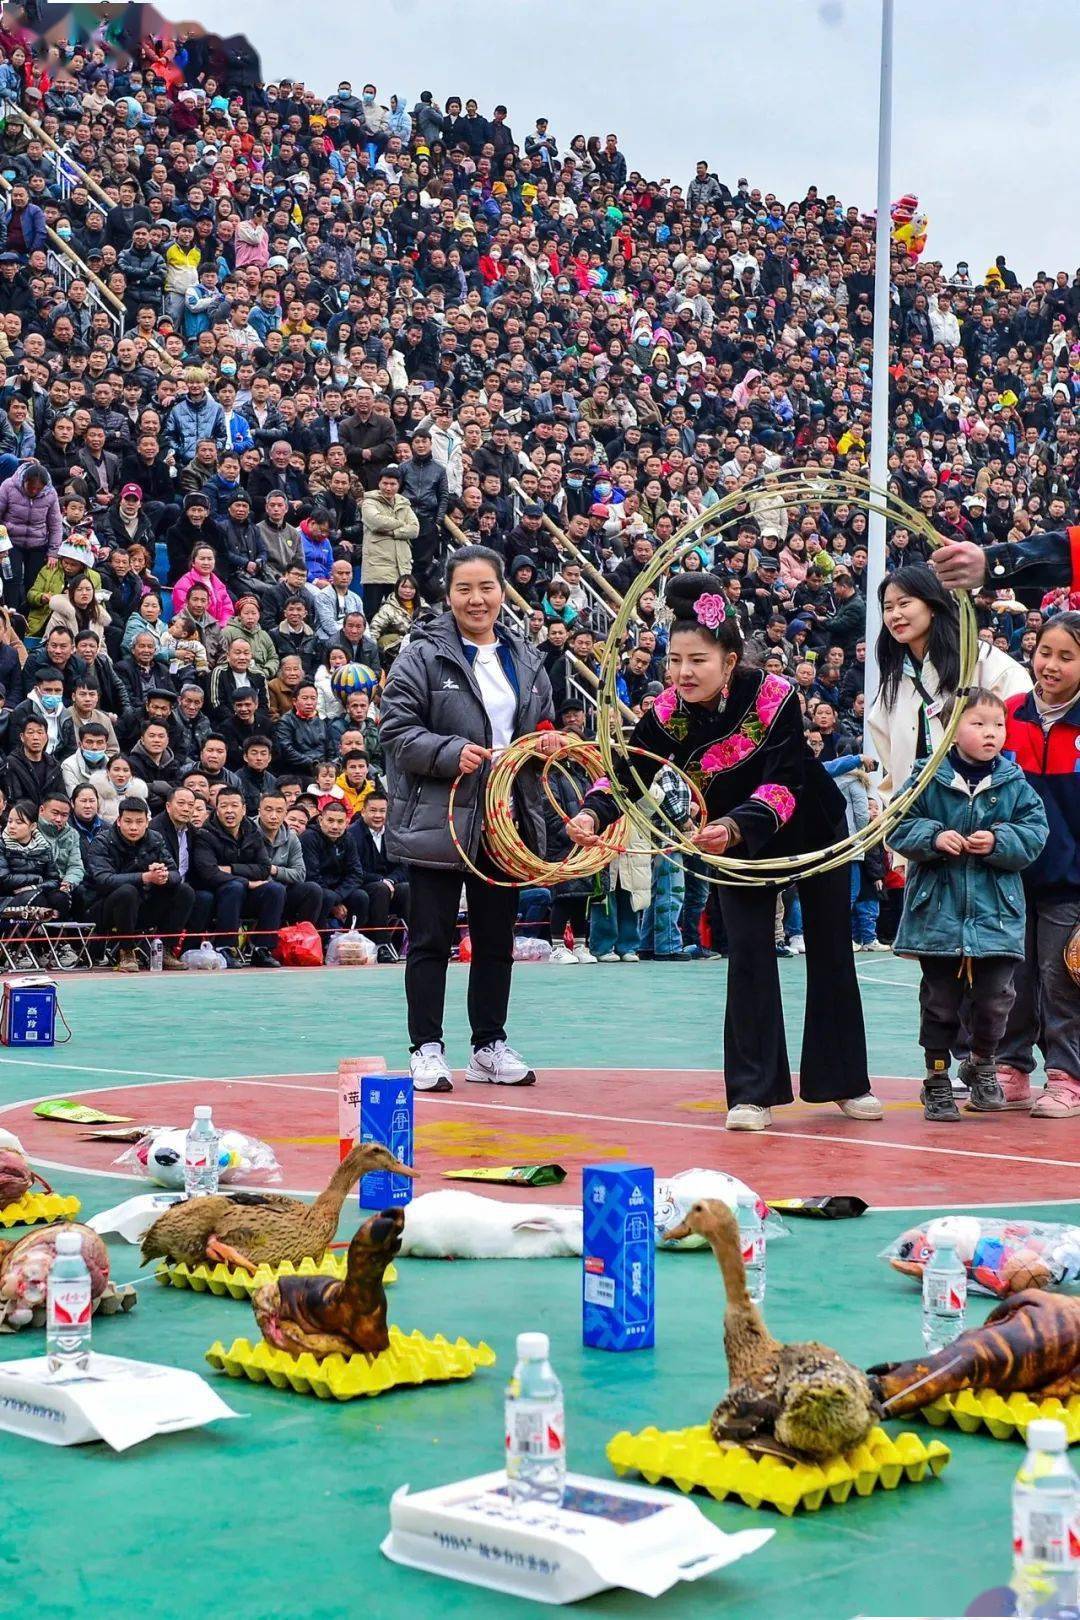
[{"xmin": 1, "ymin": 956, "xmax": 1071, "ymax": 1619}]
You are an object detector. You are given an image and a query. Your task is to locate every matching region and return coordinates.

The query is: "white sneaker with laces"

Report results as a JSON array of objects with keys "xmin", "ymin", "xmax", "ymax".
[
  {"xmin": 465, "ymin": 1040, "xmax": 536, "ymax": 1087},
  {"xmin": 549, "ymin": 944, "xmax": 578, "ymax": 964},
  {"xmin": 725, "ymin": 1104, "xmax": 772, "ymax": 1132},
  {"xmin": 596, "ymin": 951, "xmax": 619, "ymax": 963},
  {"xmin": 572, "ymin": 944, "xmax": 597, "ymax": 964},
  {"xmin": 620, "ymin": 951, "xmax": 640, "ymax": 962},
  {"xmin": 410, "ymin": 1042, "xmax": 453, "ymax": 1093},
  {"xmin": 838, "ymin": 1093, "xmax": 883, "ymax": 1120},
  {"xmin": 788, "ymin": 934, "xmax": 806, "ymax": 955}
]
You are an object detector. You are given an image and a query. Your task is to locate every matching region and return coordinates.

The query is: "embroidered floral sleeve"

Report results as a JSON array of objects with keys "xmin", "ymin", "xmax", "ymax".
[
  {"xmin": 751, "ymin": 783, "xmax": 796, "ymax": 825},
  {"xmin": 651, "ymin": 685, "xmax": 678, "ymax": 725}
]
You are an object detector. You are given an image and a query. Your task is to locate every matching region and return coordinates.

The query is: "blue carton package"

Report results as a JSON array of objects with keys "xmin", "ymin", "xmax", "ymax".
[
  {"xmin": 582, "ymin": 1163, "xmax": 655, "ymax": 1352},
  {"xmin": 0, "ymin": 978, "xmax": 57, "ymax": 1047},
  {"xmin": 358, "ymin": 1074, "xmax": 414, "ymax": 1209}
]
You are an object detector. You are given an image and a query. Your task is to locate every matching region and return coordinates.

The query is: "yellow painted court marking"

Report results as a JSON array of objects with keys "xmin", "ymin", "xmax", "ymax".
[{"xmin": 414, "ymin": 1118, "xmax": 622, "ymax": 1162}]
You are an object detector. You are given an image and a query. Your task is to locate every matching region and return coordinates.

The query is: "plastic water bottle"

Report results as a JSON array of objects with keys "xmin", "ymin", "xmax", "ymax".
[
  {"xmin": 921, "ymin": 1235, "xmax": 967, "ymax": 1352},
  {"xmin": 46, "ymin": 1228, "xmax": 92, "ymax": 1376},
  {"xmin": 184, "ymin": 1105, "xmax": 221, "ymax": 1199},
  {"xmin": 737, "ymin": 1194, "xmax": 766, "ymax": 1305},
  {"xmin": 149, "ymin": 937, "xmax": 164, "ymax": 974},
  {"xmin": 1012, "ymin": 1418, "xmax": 1079, "ymax": 1616},
  {"xmin": 505, "ymin": 1331, "xmax": 566, "ymax": 1507}
]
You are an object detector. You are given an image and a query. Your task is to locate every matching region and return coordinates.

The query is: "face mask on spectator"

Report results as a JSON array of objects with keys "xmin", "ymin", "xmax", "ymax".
[
  {"xmin": 39, "ymin": 694, "xmax": 61, "ymax": 712},
  {"xmin": 81, "ymin": 747, "xmax": 106, "ymax": 764}
]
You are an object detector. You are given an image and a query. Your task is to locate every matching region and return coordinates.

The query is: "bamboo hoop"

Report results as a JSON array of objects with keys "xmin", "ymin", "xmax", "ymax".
[{"xmin": 593, "ymin": 470, "xmax": 980, "ymax": 887}]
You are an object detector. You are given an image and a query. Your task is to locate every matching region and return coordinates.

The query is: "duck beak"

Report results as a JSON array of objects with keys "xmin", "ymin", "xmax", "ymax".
[
  {"xmin": 663, "ymin": 1218, "xmax": 692, "ymax": 1243},
  {"xmin": 388, "ymin": 1158, "xmax": 418, "ymax": 1179}
]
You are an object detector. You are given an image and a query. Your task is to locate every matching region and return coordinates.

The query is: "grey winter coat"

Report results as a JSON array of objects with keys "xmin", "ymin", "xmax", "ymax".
[{"xmin": 381, "ymin": 613, "xmax": 554, "ymax": 870}]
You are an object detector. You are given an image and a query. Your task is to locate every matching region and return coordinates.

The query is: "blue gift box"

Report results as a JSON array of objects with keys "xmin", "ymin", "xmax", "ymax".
[
  {"xmin": 357, "ymin": 1074, "xmax": 414, "ymax": 1209},
  {"xmin": 582, "ymin": 1163, "xmax": 655, "ymax": 1352}
]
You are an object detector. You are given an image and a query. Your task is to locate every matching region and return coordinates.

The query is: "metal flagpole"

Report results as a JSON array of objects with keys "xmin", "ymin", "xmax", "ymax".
[{"xmin": 863, "ymin": 0, "xmax": 895, "ymax": 749}]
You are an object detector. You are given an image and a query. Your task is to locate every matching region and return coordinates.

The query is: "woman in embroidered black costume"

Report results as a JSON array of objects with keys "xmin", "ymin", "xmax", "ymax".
[{"xmin": 568, "ymin": 573, "xmax": 880, "ymax": 1131}]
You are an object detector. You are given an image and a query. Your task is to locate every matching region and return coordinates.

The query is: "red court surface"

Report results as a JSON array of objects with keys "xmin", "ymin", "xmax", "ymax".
[{"xmin": 3, "ymin": 1067, "xmax": 1076, "ymax": 1209}]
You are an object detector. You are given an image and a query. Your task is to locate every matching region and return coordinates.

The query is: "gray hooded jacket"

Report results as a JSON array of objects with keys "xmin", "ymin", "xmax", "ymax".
[{"xmin": 381, "ymin": 613, "xmax": 554, "ymax": 870}]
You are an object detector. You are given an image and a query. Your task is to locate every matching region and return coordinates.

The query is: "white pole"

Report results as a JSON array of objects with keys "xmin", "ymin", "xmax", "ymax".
[{"xmin": 863, "ymin": 0, "xmax": 894, "ymax": 749}]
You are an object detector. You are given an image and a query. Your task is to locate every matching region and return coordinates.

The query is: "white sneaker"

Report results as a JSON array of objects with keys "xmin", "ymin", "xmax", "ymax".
[
  {"xmin": 620, "ymin": 951, "xmax": 640, "ymax": 962},
  {"xmin": 596, "ymin": 951, "xmax": 619, "ymax": 963},
  {"xmin": 465, "ymin": 1040, "xmax": 536, "ymax": 1087},
  {"xmin": 725, "ymin": 1104, "xmax": 772, "ymax": 1132},
  {"xmin": 863, "ymin": 940, "xmax": 891, "ymax": 952},
  {"xmin": 788, "ymin": 934, "xmax": 806, "ymax": 955},
  {"xmin": 54, "ymin": 945, "xmax": 80, "ymax": 969},
  {"xmin": 410, "ymin": 1042, "xmax": 453, "ymax": 1093},
  {"xmin": 549, "ymin": 944, "xmax": 578, "ymax": 964},
  {"xmin": 572, "ymin": 944, "xmax": 597, "ymax": 964},
  {"xmin": 837, "ymin": 1093, "xmax": 883, "ymax": 1120}
]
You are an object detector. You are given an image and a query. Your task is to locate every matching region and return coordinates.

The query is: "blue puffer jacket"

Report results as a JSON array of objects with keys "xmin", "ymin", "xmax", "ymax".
[{"xmin": 890, "ymin": 754, "xmax": 1049, "ymax": 959}]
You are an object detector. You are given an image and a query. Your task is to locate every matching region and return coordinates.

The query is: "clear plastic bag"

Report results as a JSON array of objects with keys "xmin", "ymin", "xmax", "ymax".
[
  {"xmin": 880, "ymin": 1214, "xmax": 1080, "ymax": 1297},
  {"xmin": 181, "ymin": 939, "xmax": 227, "ymax": 971},
  {"xmin": 325, "ymin": 924, "xmax": 378, "ymax": 966},
  {"xmin": 114, "ymin": 1127, "xmax": 282, "ymax": 1189},
  {"xmin": 514, "ymin": 937, "xmax": 553, "ymax": 962},
  {"xmin": 654, "ymin": 1169, "xmax": 788, "ymax": 1248}
]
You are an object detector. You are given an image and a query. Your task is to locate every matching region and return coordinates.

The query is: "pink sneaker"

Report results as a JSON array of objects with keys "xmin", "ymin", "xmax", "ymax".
[
  {"xmin": 996, "ymin": 1065, "xmax": 1033, "ymax": 1110},
  {"xmin": 1031, "ymin": 1070, "xmax": 1080, "ymax": 1119}
]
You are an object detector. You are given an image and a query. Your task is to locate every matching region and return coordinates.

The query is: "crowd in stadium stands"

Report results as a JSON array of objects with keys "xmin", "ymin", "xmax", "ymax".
[{"xmin": 0, "ymin": 15, "xmax": 1071, "ymax": 974}]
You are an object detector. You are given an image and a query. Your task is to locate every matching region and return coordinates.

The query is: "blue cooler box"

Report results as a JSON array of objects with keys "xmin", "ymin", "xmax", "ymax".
[
  {"xmin": 0, "ymin": 977, "xmax": 57, "ymax": 1046},
  {"xmin": 357, "ymin": 1073, "xmax": 414, "ymax": 1209},
  {"xmin": 583, "ymin": 1163, "xmax": 655, "ymax": 1351}
]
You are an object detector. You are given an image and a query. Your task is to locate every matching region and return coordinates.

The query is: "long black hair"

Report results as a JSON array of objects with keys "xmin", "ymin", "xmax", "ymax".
[
  {"xmin": 666, "ymin": 571, "xmax": 746, "ymax": 663},
  {"xmin": 875, "ymin": 564, "xmax": 959, "ymax": 708}
]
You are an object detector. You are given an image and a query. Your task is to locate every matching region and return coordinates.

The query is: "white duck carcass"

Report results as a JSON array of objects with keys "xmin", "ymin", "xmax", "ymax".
[{"xmin": 400, "ymin": 1191, "xmax": 583, "ymax": 1259}]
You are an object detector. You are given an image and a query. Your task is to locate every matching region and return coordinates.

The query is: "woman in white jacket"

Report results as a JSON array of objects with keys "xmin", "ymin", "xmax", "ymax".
[{"xmin": 868, "ymin": 564, "xmax": 1031, "ymax": 799}]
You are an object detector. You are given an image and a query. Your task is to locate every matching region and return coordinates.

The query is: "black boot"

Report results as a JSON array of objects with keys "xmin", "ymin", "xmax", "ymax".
[
  {"xmin": 961, "ymin": 1059, "xmax": 1005, "ymax": 1112},
  {"xmin": 921, "ymin": 1057, "xmax": 960, "ymax": 1122}
]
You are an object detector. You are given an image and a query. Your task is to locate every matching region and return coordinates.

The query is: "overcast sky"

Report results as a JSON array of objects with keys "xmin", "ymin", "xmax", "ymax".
[{"xmin": 161, "ymin": 0, "xmax": 1074, "ymax": 283}]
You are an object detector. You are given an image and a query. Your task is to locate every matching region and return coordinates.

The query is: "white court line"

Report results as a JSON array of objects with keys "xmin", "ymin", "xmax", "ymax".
[{"xmin": 855, "ymin": 972, "xmax": 920, "ymax": 990}]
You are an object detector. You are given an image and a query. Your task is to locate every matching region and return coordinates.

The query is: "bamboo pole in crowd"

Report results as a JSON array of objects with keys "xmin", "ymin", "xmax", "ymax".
[
  {"xmin": 0, "ymin": 170, "xmax": 180, "ymax": 374},
  {"xmin": 11, "ymin": 105, "xmax": 118, "ymax": 218},
  {"xmin": 508, "ymin": 478, "xmax": 626, "ymax": 615},
  {"xmin": 566, "ymin": 650, "xmax": 637, "ymax": 728}
]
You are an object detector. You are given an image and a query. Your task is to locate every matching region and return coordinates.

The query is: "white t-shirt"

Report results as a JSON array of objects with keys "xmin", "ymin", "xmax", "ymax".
[{"xmin": 463, "ymin": 638, "xmax": 517, "ymax": 752}]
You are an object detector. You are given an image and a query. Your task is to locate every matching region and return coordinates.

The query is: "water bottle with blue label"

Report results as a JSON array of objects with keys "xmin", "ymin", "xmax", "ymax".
[
  {"xmin": 184, "ymin": 1105, "xmax": 221, "ymax": 1199},
  {"xmin": 921, "ymin": 1235, "xmax": 966, "ymax": 1352}
]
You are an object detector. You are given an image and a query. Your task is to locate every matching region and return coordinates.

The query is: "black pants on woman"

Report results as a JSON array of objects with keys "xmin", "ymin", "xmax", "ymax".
[
  {"xmin": 717, "ymin": 863, "xmax": 869, "ymax": 1108},
  {"xmin": 405, "ymin": 855, "xmax": 518, "ymax": 1050}
]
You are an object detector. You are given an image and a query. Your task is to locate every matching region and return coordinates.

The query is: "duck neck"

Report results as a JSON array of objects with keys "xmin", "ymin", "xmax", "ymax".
[
  {"xmin": 705, "ymin": 1221, "xmax": 767, "ymax": 1337},
  {"xmin": 310, "ymin": 1153, "xmax": 366, "ymax": 1227}
]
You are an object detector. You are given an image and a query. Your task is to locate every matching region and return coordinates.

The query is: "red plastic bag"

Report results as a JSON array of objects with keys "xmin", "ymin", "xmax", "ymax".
[
  {"xmin": 275, "ymin": 922, "xmax": 324, "ymax": 966},
  {"xmin": 457, "ymin": 931, "xmax": 472, "ymax": 962}
]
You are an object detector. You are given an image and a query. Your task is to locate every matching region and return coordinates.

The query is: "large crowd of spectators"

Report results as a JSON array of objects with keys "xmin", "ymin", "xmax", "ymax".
[{"xmin": 0, "ymin": 11, "xmax": 1070, "ymax": 969}]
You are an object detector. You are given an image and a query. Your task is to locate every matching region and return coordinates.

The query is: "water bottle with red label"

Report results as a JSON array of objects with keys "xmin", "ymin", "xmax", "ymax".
[
  {"xmin": 505, "ymin": 1331, "xmax": 566, "ymax": 1507},
  {"xmin": 47, "ymin": 1229, "xmax": 92, "ymax": 1376},
  {"xmin": 922, "ymin": 1234, "xmax": 967, "ymax": 1352},
  {"xmin": 736, "ymin": 1193, "xmax": 766, "ymax": 1304},
  {"xmin": 1012, "ymin": 1418, "xmax": 1080, "ymax": 1614}
]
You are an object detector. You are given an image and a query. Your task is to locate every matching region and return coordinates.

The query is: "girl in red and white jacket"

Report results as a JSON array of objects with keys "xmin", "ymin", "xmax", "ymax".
[{"xmin": 999, "ymin": 612, "xmax": 1080, "ymax": 1118}]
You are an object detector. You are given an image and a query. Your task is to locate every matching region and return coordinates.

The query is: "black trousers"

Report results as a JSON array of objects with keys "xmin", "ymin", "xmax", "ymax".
[
  {"xmin": 405, "ymin": 858, "xmax": 517, "ymax": 1049},
  {"xmin": 316, "ymin": 884, "xmax": 370, "ymax": 930},
  {"xmin": 91, "ymin": 880, "xmax": 196, "ymax": 941},
  {"xmin": 918, "ymin": 955, "xmax": 1017, "ymax": 1063},
  {"xmin": 282, "ymin": 880, "xmax": 323, "ymax": 926},
  {"xmin": 550, "ymin": 894, "xmax": 588, "ymax": 941},
  {"xmin": 717, "ymin": 863, "xmax": 869, "ymax": 1108},
  {"xmin": 363, "ymin": 878, "xmax": 409, "ymax": 942}
]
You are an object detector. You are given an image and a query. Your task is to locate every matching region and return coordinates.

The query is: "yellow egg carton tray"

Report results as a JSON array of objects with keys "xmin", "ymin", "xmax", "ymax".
[
  {"xmin": 606, "ymin": 1424, "xmax": 951, "ymax": 1516},
  {"xmin": 156, "ymin": 1252, "xmax": 397, "ymax": 1299},
  {"xmin": 206, "ymin": 1327, "xmax": 496, "ymax": 1401},
  {"xmin": 0, "ymin": 1191, "xmax": 80, "ymax": 1228},
  {"xmin": 921, "ymin": 1389, "xmax": 1080, "ymax": 1444}
]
